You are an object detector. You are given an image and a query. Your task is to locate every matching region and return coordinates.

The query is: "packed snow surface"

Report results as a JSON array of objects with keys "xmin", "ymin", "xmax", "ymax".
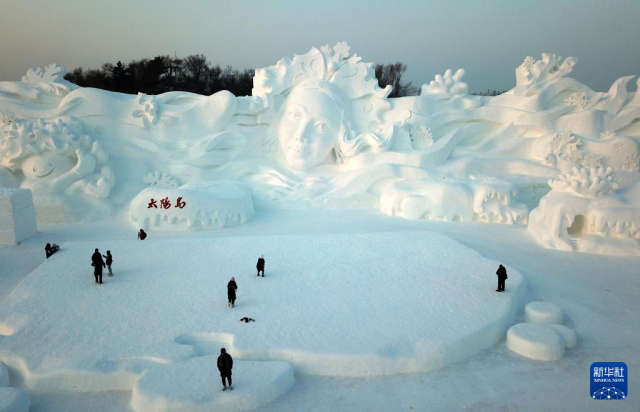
[
  {"xmin": 0, "ymin": 387, "xmax": 29, "ymax": 412},
  {"xmin": 0, "ymin": 231, "xmax": 524, "ymax": 391},
  {"xmin": 131, "ymin": 357, "xmax": 295, "ymax": 412},
  {"xmin": 0, "ymin": 363, "xmax": 8, "ymax": 387}
]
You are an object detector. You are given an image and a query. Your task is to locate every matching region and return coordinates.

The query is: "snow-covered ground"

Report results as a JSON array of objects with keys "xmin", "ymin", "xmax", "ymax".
[{"xmin": 1, "ymin": 209, "xmax": 639, "ymax": 411}]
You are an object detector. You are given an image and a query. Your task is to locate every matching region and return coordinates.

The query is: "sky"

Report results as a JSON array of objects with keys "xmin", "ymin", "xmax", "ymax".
[{"xmin": 1, "ymin": 0, "xmax": 638, "ymax": 93}]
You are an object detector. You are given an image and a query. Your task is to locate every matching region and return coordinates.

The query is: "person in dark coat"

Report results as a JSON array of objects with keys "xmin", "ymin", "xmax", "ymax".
[
  {"xmin": 92, "ymin": 248, "xmax": 106, "ymax": 284},
  {"xmin": 227, "ymin": 277, "xmax": 238, "ymax": 307},
  {"xmin": 256, "ymin": 254, "xmax": 265, "ymax": 277},
  {"xmin": 137, "ymin": 229, "xmax": 147, "ymax": 240},
  {"xmin": 45, "ymin": 243, "xmax": 60, "ymax": 259},
  {"xmin": 102, "ymin": 250, "xmax": 114, "ymax": 277},
  {"xmin": 217, "ymin": 348, "xmax": 233, "ymax": 390},
  {"xmin": 496, "ymin": 264, "xmax": 508, "ymax": 292}
]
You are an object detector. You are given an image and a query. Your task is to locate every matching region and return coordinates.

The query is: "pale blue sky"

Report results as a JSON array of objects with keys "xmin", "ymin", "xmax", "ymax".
[{"xmin": 1, "ymin": 0, "xmax": 638, "ymax": 93}]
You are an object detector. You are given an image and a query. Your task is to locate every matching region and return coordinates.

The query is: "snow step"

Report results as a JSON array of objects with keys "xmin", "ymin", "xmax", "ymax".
[{"xmin": 569, "ymin": 238, "xmax": 580, "ymax": 251}]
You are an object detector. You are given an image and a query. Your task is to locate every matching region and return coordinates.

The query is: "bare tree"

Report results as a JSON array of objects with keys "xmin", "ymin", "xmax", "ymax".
[{"xmin": 374, "ymin": 62, "xmax": 419, "ymax": 97}]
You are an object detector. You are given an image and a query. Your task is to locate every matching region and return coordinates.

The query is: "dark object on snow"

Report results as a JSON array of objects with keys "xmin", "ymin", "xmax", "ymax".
[
  {"xmin": 496, "ymin": 264, "xmax": 508, "ymax": 292},
  {"xmin": 92, "ymin": 248, "xmax": 106, "ymax": 284},
  {"xmin": 102, "ymin": 250, "xmax": 114, "ymax": 276},
  {"xmin": 45, "ymin": 243, "xmax": 59, "ymax": 259},
  {"xmin": 256, "ymin": 255, "xmax": 265, "ymax": 277},
  {"xmin": 240, "ymin": 317, "xmax": 255, "ymax": 323},
  {"xmin": 217, "ymin": 348, "xmax": 233, "ymax": 389},
  {"xmin": 137, "ymin": 229, "xmax": 147, "ymax": 240},
  {"xmin": 227, "ymin": 278, "xmax": 238, "ymax": 307}
]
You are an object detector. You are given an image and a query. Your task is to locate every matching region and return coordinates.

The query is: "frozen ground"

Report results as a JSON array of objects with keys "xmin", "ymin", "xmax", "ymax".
[{"xmin": 1, "ymin": 209, "xmax": 639, "ymax": 411}]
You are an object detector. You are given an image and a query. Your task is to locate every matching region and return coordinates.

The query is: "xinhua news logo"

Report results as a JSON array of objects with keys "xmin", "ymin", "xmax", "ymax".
[{"xmin": 590, "ymin": 362, "xmax": 627, "ymax": 400}]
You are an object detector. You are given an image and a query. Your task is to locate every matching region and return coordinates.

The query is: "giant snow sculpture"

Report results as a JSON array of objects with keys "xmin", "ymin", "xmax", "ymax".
[{"xmin": 0, "ymin": 44, "xmax": 638, "ymax": 253}]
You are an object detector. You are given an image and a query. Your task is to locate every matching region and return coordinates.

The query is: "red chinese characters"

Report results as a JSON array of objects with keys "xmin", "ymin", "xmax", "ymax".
[{"xmin": 147, "ymin": 197, "xmax": 187, "ymax": 209}]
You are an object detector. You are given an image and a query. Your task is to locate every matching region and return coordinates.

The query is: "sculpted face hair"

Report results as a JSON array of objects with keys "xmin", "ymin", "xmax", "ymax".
[{"xmin": 271, "ymin": 79, "xmax": 388, "ymax": 170}]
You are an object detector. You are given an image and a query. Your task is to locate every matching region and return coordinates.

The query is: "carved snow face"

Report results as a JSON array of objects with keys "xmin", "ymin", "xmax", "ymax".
[
  {"xmin": 278, "ymin": 87, "xmax": 343, "ymax": 171},
  {"xmin": 21, "ymin": 153, "xmax": 74, "ymax": 180}
]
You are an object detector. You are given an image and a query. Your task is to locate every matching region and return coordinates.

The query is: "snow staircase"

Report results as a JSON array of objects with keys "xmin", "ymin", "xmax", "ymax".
[{"xmin": 569, "ymin": 238, "xmax": 580, "ymax": 252}]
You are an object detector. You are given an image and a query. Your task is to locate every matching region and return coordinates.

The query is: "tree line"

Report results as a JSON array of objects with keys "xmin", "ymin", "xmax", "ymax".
[{"xmin": 63, "ymin": 55, "xmax": 420, "ymax": 97}]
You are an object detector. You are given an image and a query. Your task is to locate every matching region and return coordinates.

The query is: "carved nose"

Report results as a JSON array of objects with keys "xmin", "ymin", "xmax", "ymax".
[{"xmin": 293, "ymin": 122, "xmax": 312, "ymax": 144}]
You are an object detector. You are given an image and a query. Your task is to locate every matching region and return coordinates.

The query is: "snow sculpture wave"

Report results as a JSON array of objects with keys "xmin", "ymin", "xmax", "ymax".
[
  {"xmin": 130, "ymin": 181, "xmax": 254, "ymax": 230},
  {"xmin": 0, "ymin": 44, "xmax": 638, "ymax": 255},
  {"xmin": 380, "ymin": 176, "xmax": 528, "ymax": 224}
]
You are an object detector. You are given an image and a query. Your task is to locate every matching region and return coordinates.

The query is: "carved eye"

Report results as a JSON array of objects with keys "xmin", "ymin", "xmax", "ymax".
[
  {"xmin": 33, "ymin": 167, "xmax": 37, "ymax": 172},
  {"xmin": 316, "ymin": 122, "xmax": 328, "ymax": 132},
  {"xmin": 291, "ymin": 111, "xmax": 302, "ymax": 121},
  {"xmin": 48, "ymin": 162, "xmax": 53, "ymax": 166}
]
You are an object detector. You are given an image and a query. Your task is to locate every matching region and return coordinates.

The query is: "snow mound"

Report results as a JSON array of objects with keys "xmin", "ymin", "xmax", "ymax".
[
  {"xmin": 130, "ymin": 181, "xmax": 254, "ymax": 231},
  {"xmin": 506, "ymin": 323, "xmax": 565, "ymax": 361},
  {"xmin": 546, "ymin": 324, "xmax": 577, "ymax": 348},
  {"xmin": 524, "ymin": 302, "xmax": 564, "ymax": 325},
  {"xmin": 0, "ymin": 363, "xmax": 8, "ymax": 387},
  {"xmin": 131, "ymin": 357, "xmax": 294, "ymax": 412},
  {"xmin": 0, "ymin": 387, "xmax": 29, "ymax": 412}
]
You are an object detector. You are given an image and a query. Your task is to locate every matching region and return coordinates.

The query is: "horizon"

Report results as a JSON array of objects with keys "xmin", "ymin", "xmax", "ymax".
[{"xmin": 1, "ymin": 0, "xmax": 639, "ymax": 93}]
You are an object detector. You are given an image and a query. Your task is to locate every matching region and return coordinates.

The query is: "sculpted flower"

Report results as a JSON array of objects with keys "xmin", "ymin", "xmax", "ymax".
[{"xmin": 333, "ymin": 41, "xmax": 350, "ymax": 61}]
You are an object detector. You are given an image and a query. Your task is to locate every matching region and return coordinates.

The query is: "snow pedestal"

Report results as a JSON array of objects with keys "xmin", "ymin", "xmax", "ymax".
[
  {"xmin": 0, "ymin": 387, "xmax": 30, "ymax": 412},
  {"xmin": 506, "ymin": 323, "xmax": 565, "ymax": 361},
  {"xmin": 0, "ymin": 188, "xmax": 37, "ymax": 245},
  {"xmin": 547, "ymin": 324, "xmax": 577, "ymax": 348},
  {"xmin": 131, "ymin": 357, "xmax": 295, "ymax": 412},
  {"xmin": 524, "ymin": 302, "xmax": 564, "ymax": 325}
]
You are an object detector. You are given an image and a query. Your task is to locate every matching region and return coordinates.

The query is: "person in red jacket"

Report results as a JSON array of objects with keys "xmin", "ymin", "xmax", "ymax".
[{"xmin": 217, "ymin": 348, "xmax": 233, "ymax": 391}]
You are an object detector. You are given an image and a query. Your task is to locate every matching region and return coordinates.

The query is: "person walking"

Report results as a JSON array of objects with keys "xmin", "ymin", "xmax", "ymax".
[
  {"xmin": 92, "ymin": 248, "xmax": 106, "ymax": 284},
  {"xmin": 217, "ymin": 348, "xmax": 233, "ymax": 391},
  {"xmin": 496, "ymin": 264, "xmax": 508, "ymax": 292},
  {"xmin": 137, "ymin": 229, "xmax": 147, "ymax": 240},
  {"xmin": 256, "ymin": 254, "xmax": 265, "ymax": 277},
  {"xmin": 102, "ymin": 250, "xmax": 114, "ymax": 277},
  {"xmin": 227, "ymin": 277, "xmax": 238, "ymax": 308}
]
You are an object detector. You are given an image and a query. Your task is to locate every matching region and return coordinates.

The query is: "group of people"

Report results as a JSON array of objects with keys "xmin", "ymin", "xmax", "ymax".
[
  {"xmin": 87, "ymin": 230, "xmax": 143, "ymax": 285},
  {"xmin": 91, "ymin": 248, "xmax": 114, "ymax": 284}
]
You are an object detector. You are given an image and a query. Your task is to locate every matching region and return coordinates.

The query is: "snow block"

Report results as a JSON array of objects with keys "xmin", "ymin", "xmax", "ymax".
[
  {"xmin": 506, "ymin": 323, "xmax": 565, "ymax": 361},
  {"xmin": 0, "ymin": 363, "xmax": 8, "ymax": 387},
  {"xmin": 0, "ymin": 188, "xmax": 37, "ymax": 245},
  {"xmin": 0, "ymin": 387, "xmax": 30, "ymax": 412},
  {"xmin": 524, "ymin": 302, "xmax": 563, "ymax": 325},
  {"xmin": 547, "ymin": 324, "xmax": 577, "ymax": 348},
  {"xmin": 131, "ymin": 357, "xmax": 295, "ymax": 412}
]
